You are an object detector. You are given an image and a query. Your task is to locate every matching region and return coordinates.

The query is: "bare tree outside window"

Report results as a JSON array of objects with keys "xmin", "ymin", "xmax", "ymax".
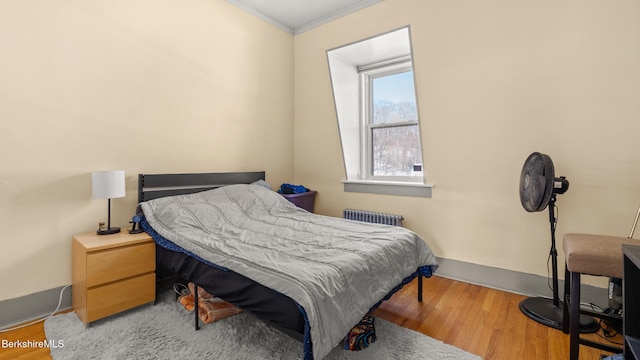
[{"xmin": 368, "ymin": 69, "xmax": 422, "ymax": 177}]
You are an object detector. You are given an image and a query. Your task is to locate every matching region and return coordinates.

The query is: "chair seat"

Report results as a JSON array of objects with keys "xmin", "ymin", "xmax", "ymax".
[{"xmin": 563, "ymin": 233, "xmax": 637, "ymax": 279}]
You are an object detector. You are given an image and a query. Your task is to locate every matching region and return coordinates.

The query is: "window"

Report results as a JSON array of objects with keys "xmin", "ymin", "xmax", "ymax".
[
  {"xmin": 361, "ymin": 60, "xmax": 422, "ymax": 180},
  {"xmin": 327, "ymin": 26, "xmax": 431, "ymax": 197}
]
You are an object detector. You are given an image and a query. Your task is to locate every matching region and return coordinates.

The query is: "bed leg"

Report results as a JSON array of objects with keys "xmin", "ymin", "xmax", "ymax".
[
  {"xmin": 417, "ymin": 275, "xmax": 423, "ymax": 302},
  {"xmin": 154, "ymin": 273, "xmax": 158, "ymax": 305},
  {"xmin": 194, "ymin": 284, "xmax": 200, "ymax": 331}
]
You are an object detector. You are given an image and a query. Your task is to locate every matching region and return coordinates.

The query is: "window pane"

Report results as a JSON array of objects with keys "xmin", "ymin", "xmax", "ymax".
[
  {"xmin": 372, "ymin": 125, "xmax": 422, "ymax": 176},
  {"xmin": 372, "ymin": 71, "xmax": 417, "ymax": 125}
]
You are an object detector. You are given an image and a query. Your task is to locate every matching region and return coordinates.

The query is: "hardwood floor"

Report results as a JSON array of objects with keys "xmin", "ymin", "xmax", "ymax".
[
  {"xmin": 0, "ymin": 275, "xmax": 622, "ymax": 359},
  {"xmin": 373, "ymin": 275, "xmax": 622, "ymax": 360},
  {"xmin": 0, "ymin": 318, "xmax": 51, "ymax": 360}
]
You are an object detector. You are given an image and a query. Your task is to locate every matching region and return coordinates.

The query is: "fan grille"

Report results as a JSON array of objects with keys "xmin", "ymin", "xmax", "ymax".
[{"xmin": 519, "ymin": 152, "xmax": 555, "ymax": 212}]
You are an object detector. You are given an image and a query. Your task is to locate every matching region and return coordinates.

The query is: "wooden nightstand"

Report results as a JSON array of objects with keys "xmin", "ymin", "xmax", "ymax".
[{"xmin": 72, "ymin": 230, "xmax": 156, "ymax": 326}]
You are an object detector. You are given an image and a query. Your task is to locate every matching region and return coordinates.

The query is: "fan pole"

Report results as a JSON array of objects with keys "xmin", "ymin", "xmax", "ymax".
[
  {"xmin": 519, "ymin": 194, "xmax": 598, "ymax": 333},
  {"xmin": 548, "ymin": 195, "xmax": 560, "ymax": 307}
]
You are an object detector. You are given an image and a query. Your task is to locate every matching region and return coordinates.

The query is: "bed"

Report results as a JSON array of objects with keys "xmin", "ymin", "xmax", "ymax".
[{"xmin": 137, "ymin": 171, "xmax": 438, "ymax": 360}]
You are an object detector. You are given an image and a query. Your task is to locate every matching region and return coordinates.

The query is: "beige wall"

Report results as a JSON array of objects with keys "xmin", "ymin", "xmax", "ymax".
[
  {"xmin": 294, "ymin": 0, "xmax": 640, "ymax": 283},
  {"xmin": 2, "ymin": 0, "xmax": 639, "ymax": 302},
  {"xmin": 0, "ymin": 0, "xmax": 294, "ymax": 301}
]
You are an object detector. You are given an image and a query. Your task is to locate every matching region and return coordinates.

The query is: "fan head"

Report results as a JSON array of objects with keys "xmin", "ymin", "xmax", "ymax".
[{"xmin": 519, "ymin": 152, "xmax": 569, "ymax": 212}]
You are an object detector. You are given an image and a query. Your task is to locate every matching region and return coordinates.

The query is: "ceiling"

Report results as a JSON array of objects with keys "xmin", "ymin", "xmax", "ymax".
[{"xmin": 225, "ymin": 0, "xmax": 383, "ymax": 35}]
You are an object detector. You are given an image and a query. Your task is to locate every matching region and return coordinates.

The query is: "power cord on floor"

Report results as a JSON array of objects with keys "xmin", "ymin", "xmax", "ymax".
[
  {"xmin": 0, "ymin": 284, "xmax": 70, "ymax": 333},
  {"xmin": 588, "ymin": 303, "xmax": 624, "ymax": 346}
]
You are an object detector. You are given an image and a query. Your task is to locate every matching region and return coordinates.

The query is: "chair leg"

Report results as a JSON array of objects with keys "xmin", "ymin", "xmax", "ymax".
[
  {"xmin": 562, "ymin": 265, "xmax": 570, "ymax": 334},
  {"xmin": 569, "ymin": 271, "xmax": 581, "ymax": 360}
]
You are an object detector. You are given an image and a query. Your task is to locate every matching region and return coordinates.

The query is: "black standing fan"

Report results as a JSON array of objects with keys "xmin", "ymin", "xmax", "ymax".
[{"xmin": 518, "ymin": 152, "xmax": 598, "ymax": 332}]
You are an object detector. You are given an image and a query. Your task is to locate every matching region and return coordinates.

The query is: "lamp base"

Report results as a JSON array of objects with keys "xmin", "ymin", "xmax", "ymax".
[{"xmin": 97, "ymin": 227, "xmax": 121, "ymax": 236}]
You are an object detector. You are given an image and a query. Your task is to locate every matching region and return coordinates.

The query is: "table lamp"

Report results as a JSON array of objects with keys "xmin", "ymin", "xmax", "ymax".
[{"xmin": 92, "ymin": 170, "xmax": 125, "ymax": 235}]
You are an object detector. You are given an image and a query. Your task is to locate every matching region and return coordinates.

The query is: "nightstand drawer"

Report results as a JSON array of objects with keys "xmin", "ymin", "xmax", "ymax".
[
  {"xmin": 86, "ymin": 272, "xmax": 156, "ymax": 323},
  {"xmin": 87, "ymin": 242, "xmax": 155, "ymax": 287}
]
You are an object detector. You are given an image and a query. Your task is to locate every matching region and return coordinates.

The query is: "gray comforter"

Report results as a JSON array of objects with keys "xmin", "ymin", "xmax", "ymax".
[{"xmin": 140, "ymin": 184, "xmax": 438, "ymax": 359}]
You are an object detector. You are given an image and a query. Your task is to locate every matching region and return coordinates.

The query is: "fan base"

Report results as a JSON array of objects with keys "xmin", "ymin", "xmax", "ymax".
[{"xmin": 519, "ymin": 297, "xmax": 599, "ymax": 333}]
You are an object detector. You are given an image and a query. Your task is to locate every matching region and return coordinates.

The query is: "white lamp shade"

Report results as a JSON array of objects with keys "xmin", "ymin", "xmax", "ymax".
[{"xmin": 92, "ymin": 170, "xmax": 126, "ymax": 199}]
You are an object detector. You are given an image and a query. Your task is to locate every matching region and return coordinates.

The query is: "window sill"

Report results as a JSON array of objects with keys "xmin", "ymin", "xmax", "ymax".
[{"xmin": 342, "ymin": 180, "xmax": 433, "ymax": 198}]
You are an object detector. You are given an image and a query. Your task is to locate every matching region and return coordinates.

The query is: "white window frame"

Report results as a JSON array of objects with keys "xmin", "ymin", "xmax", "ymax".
[
  {"xmin": 327, "ymin": 26, "xmax": 432, "ymax": 198},
  {"xmin": 360, "ymin": 58, "xmax": 422, "ymax": 182}
]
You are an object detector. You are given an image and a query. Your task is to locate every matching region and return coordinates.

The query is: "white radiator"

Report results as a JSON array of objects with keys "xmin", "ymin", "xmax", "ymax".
[{"xmin": 343, "ymin": 209, "xmax": 404, "ymax": 226}]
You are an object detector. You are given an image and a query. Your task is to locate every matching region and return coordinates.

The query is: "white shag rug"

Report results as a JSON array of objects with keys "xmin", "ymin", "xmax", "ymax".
[{"xmin": 44, "ymin": 292, "xmax": 482, "ymax": 360}]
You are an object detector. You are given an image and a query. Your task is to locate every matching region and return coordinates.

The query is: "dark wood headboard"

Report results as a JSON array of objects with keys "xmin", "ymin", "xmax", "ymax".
[{"xmin": 138, "ymin": 171, "xmax": 266, "ymax": 203}]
